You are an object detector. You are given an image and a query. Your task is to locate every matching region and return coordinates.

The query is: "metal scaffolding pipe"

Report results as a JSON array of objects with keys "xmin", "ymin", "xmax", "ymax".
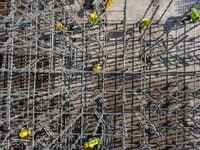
[
  {"xmin": 157, "ymin": 0, "xmax": 174, "ymax": 23},
  {"xmin": 142, "ymin": 0, "xmax": 155, "ymax": 18},
  {"xmin": 141, "ymin": 5, "xmax": 160, "ymax": 39}
]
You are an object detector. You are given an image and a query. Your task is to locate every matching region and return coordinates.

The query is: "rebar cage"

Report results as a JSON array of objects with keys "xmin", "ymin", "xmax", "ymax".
[{"xmin": 0, "ymin": 0, "xmax": 200, "ymax": 149}]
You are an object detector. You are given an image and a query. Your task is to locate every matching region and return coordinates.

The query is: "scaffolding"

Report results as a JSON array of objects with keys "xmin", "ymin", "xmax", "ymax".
[{"xmin": 0, "ymin": 0, "xmax": 200, "ymax": 149}]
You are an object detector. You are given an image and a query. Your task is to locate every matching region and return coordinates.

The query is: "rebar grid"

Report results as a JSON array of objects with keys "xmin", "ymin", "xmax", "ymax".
[{"xmin": 0, "ymin": 0, "xmax": 200, "ymax": 149}]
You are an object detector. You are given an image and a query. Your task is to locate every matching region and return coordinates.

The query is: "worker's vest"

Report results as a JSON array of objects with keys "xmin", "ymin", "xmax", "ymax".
[
  {"xmin": 90, "ymin": 17, "xmax": 99, "ymax": 25},
  {"xmin": 88, "ymin": 137, "xmax": 100, "ymax": 147},
  {"xmin": 189, "ymin": 8, "xmax": 199, "ymax": 20},
  {"xmin": 65, "ymin": 27, "xmax": 68, "ymax": 32},
  {"xmin": 139, "ymin": 18, "xmax": 149, "ymax": 28}
]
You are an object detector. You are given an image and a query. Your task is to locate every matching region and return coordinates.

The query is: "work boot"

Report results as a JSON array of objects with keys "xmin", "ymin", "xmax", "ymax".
[{"xmin": 102, "ymin": 9, "xmax": 106, "ymax": 14}]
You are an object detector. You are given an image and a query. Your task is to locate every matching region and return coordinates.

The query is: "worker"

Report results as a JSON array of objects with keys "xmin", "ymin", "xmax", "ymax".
[
  {"xmin": 89, "ymin": 13, "xmax": 101, "ymax": 26},
  {"xmin": 84, "ymin": 137, "xmax": 100, "ymax": 148},
  {"xmin": 93, "ymin": 62, "xmax": 101, "ymax": 70},
  {"xmin": 56, "ymin": 19, "xmax": 73, "ymax": 32},
  {"xmin": 56, "ymin": 20, "xmax": 63, "ymax": 28},
  {"xmin": 19, "ymin": 127, "xmax": 31, "ymax": 138},
  {"xmin": 137, "ymin": 18, "xmax": 150, "ymax": 33},
  {"xmin": 104, "ymin": 0, "xmax": 112, "ymax": 9},
  {"xmin": 100, "ymin": 0, "xmax": 112, "ymax": 14},
  {"xmin": 182, "ymin": 8, "xmax": 200, "ymax": 24},
  {"xmin": 90, "ymin": 0, "xmax": 112, "ymax": 16}
]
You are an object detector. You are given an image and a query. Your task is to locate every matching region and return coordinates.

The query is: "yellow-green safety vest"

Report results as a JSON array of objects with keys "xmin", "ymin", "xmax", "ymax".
[
  {"xmin": 65, "ymin": 27, "xmax": 68, "ymax": 32},
  {"xmin": 88, "ymin": 137, "xmax": 100, "ymax": 147},
  {"xmin": 189, "ymin": 8, "xmax": 199, "ymax": 21},
  {"xmin": 57, "ymin": 27, "xmax": 68, "ymax": 32},
  {"xmin": 90, "ymin": 17, "xmax": 99, "ymax": 25},
  {"xmin": 139, "ymin": 18, "xmax": 149, "ymax": 28}
]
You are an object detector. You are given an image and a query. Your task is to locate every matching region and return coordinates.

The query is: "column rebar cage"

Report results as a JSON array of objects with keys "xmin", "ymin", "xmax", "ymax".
[{"xmin": 0, "ymin": 0, "xmax": 200, "ymax": 149}]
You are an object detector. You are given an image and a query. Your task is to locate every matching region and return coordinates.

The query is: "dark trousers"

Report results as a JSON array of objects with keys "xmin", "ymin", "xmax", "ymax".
[
  {"xmin": 139, "ymin": 26, "xmax": 142, "ymax": 33},
  {"xmin": 182, "ymin": 15, "xmax": 191, "ymax": 23}
]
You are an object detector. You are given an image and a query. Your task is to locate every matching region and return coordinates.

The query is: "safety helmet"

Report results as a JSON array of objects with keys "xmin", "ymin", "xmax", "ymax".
[
  {"xmin": 19, "ymin": 129, "xmax": 28, "ymax": 138},
  {"xmin": 197, "ymin": 17, "xmax": 200, "ymax": 22},
  {"xmin": 84, "ymin": 142, "xmax": 89, "ymax": 147},
  {"xmin": 89, "ymin": 13, "xmax": 95, "ymax": 20},
  {"xmin": 145, "ymin": 19, "xmax": 150, "ymax": 25},
  {"xmin": 93, "ymin": 63, "xmax": 100, "ymax": 70},
  {"xmin": 56, "ymin": 21, "xmax": 63, "ymax": 28}
]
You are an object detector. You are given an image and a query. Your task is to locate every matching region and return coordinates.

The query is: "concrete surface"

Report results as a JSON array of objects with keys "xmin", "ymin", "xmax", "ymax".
[
  {"xmin": 72, "ymin": 0, "xmax": 200, "ymax": 23},
  {"xmin": 106, "ymin": 0, "xmax": 199, "ymax": 22}
]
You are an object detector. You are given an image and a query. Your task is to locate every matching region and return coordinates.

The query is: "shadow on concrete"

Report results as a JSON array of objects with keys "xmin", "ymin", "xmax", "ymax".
[
  {"xmin": 0, "ymin": 54, "xmax": 3, "ymax": 69},
  {"xmin": 83, "ymin": 0, "xmax": 94, "ymax": 10},
  {"xmin": 77, "ymin": 9, "xmax": 84, "ymax": 18},
  {"xmin": 77, "ymin": 0, "xmax": 93, "ymax": 18},
  {"xmin": 0, "ymin": 54, "xmax": 3, "ymax": 78},
  {"xmin": 163, "ymin": 16, "xmax": 182, "ymax": 32}
]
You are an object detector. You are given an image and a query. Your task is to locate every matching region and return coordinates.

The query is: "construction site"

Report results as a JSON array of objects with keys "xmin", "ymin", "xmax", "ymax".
[{"xmin": 0, "ymin": 0, "xmax": 200, "ymax": 149}]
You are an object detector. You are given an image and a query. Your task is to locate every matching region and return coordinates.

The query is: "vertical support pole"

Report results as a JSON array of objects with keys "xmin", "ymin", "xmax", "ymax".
[
  {"xmin": 141, "ymin": 5, "xmax": 159, "ymax": 39},
  {"xmin": 157, "ymin": 0, "xmax": 174, "ymax": 24},
  {"xmin": 142, "ymin": 0, "xmax": 155, "ymax": 18}
]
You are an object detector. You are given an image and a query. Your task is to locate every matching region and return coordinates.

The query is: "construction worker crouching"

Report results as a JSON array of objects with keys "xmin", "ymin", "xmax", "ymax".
[
  {"xmin": 56, "ymin": 20, "xmax": 63, "ymax": 28},
  {"xmin": 137, "ymin": 18, "xmax": 150, "ymax": 33},
  {"xmin": 84, "ymin": 137, "xmax": 100, "ymax": 148},
  {"xmin": 19, "ymin": 127, "xmax": 31, "ymax": 138},
  {"xmin": 89, "ymin": 13, "xmax": 101, "ymax": 26},
  {"xmin": 182, "ymin": 8, "xmax": 200, "ymax": 24},
  {"xmin": 56, "ymin": 19, "xmax": 71, "ymax": 32}
]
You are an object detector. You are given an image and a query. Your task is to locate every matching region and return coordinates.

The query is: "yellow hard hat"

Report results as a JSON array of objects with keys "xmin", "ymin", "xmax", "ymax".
[
  {"xmin": 84, "ymin": 142, "xmax": 89, "ymax": 148},
  {"xmin": 197, "ymin": 17, "xmax": 200, "ymax": 22},
  {"xmin": 19, "ymin": 127, "xmax": 31, "ymax": 138},
  {"xmin": 56, "ymin": 21, "xmax": 63, "ymax": 28},
  {"xmin": 93, "ymin": 63, "xmax": 100, "ymax": 70},
  {"xmin": 89, "ymin": 13, "xmax": 95, "ymax": 20},
  {"xmin": 19, "ymin": 129, "xmax": 28, "ymax": 138},
  {"xmin": 145, "ymin": 19, "xmax": 150, "ymax": 25}
]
